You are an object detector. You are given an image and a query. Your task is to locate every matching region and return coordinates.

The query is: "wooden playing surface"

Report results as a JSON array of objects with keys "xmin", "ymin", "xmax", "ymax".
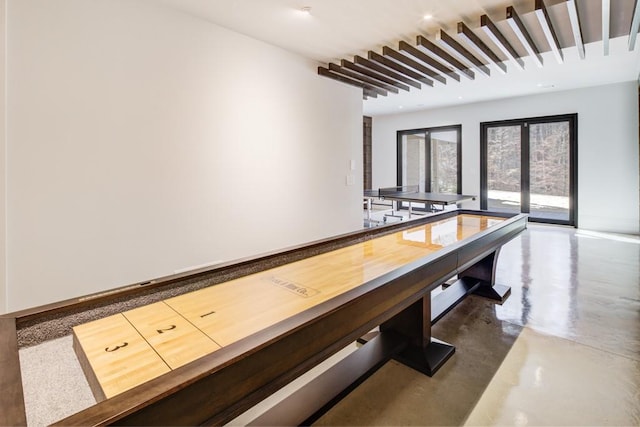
[{"xmin": 73, "ymin": 214, "xmax": 505, "ymax": 400}]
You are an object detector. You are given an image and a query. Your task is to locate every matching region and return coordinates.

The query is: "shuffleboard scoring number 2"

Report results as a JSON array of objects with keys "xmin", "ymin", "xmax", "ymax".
[{"xmin": 103, "ymin": 324, "xmax": 178, "ymax": 352}]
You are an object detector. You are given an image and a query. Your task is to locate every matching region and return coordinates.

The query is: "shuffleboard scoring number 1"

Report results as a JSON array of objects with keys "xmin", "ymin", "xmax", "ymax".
[{"xmin": 105, "ymin": 342, "xmax": 128, "ymax": 352}]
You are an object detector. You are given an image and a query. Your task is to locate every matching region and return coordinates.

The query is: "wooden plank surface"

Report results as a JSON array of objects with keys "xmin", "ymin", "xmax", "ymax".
[
  {"xmin": 168, "ymin": 214, "xmax": 505, "ymax": 346},
  {"xmin": 123, "ymin": 301, "xmax": 221, "ymax": 369},
  {"xmin": 72, "ymin": 314, "xmax": 171, "ymax": 400},
  {"xmin": 74, "ymin": 214, "xmax": 505, "ymax": 399}
]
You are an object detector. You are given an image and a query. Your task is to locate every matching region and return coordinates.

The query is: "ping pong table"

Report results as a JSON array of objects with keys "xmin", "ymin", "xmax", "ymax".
[{"xmin": 364, "ymin": 185, "xmax": 477, "ymax": 222}]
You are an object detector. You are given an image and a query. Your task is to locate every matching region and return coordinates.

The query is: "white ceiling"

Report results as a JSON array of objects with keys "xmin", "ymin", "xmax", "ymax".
[{"xmin": 157, "ymin": 0, "xmax": 640, "ymax": 115}]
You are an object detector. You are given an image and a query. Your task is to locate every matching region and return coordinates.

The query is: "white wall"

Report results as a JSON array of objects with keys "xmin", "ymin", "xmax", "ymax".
[
  {"xmin": 5, "ymin": 0, "xmax": 363, "ymax": 312},
  {"xmin": 372, "ymin": 81, "xmax": 639, "ymax": 234},
  {"xmin": 0, "ymin": 0, "xmax": 5, "ymax": 314}
]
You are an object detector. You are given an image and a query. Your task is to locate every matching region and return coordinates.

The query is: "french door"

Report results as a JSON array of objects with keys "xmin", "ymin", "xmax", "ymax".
[
  {"xmin": 480, "ymin": 114, "xmax": 577, "ymax": 226},
  {"xmin": 397, "ymin": 125, "xmax": 462, "ymax": 210}
]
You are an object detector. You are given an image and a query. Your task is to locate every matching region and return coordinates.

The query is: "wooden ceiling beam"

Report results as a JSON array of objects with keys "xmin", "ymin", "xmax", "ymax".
[
  {"xmin": 436, "ymin": 29, "xmax": 491, "ymax": 77},
  {"xmin": 480, "ymin": 15, "xmax": 524, "ymax": 70},
  {"xmin": 327, "ymin": 63, "xmax": 390, "ymax": 96},
  {"xmin": 506, "ymin": 6, "xmax": 543, "ymax": 67},
  {"xmin": 535, "ymin": 0, "xmax": 563, "ymax": 64},
  {"xmin": 416, "ymin": 35, "xmax": 475, "ymax": 80},
  {"xmin": 398, "ymin": 40, "xmax": 461, "ymax": 82},
  {"xmin": 382, "ymin": 46, "xmax": 446, "ymax": 85},
  {"xmin": 352, "ymin": 55, "xmax": 418, "ymax": 90},
  {"xmin": 628, "ymin": 0, "xmax": 640, "ymax": 51},
  {"xmin": 566, "ymin": 0, "xmax": 585, "ymax": 59},
  {"xmin": 457, "ymin": 22, "xmax": 507, "ymax": 74},
  {"xmin": 346, "ymin": 57, "xmax": 413, "ymax": 91},
  {"xmin": 318, "ymin": 66, "xmax": 373, "ymax": 97},
  {"xmin": 363, "ymin": 88, "xmax": 378, "ymax": 99},
  {"xmin": 369, "ymin": 50, "xmax": 434, "ymax": 87}
]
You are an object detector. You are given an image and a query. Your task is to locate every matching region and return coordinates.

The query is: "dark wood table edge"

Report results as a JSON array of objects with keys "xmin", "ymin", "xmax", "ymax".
[{"xmin": 0, "ymin": 317, "xmax": 27, "ymax": 426}]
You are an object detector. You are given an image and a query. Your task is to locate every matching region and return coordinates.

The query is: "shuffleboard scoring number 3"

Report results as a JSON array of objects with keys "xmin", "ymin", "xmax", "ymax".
[{"xmin": 105, "ymin": 342, "xmax": 128, "ymax": 352}]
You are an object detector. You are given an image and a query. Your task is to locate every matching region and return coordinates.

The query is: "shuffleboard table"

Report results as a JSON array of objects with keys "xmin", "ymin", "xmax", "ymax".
[{"xmin": 0, "ymin": 209, "xmax": 527, "ymax": 426}]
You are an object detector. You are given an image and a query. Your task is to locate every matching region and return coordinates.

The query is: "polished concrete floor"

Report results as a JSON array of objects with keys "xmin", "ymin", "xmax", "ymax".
[
  {"xmin": 23, "ymin": 221, "xmax": 639, "ymax": 426},
  {"xmin": 311, "ymin": 224, "xmax": 640, "ymax": 426}
]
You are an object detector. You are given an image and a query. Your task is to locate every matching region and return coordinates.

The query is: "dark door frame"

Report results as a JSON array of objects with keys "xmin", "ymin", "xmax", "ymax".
[
  {"xmin": 480, "ymin": 114, "xmax": 578, "ymax": 226},
  {"xmin": 396, "ymin": 124, "xmax": 462, "ymax": 194}
]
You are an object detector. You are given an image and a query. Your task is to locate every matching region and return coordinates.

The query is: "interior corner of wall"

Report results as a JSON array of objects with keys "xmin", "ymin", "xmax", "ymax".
[{"xmin": 0, "ymin": 0, "xmax": 5, "ymax": 316}]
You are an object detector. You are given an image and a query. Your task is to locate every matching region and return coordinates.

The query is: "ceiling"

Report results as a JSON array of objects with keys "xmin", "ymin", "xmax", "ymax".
[{"xmin": 157, "ymin": 0, "xmax": 640, "ymax": 115}]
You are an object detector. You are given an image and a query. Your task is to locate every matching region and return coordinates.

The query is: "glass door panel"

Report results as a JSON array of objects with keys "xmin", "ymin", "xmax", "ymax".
[
  {"xmin": 401, "ymin": 134, "xmax": 426, "ymax": 191},
  {"xmin": 486, "ymin": 125, "xmax": 522, "ymax": 213},
  {"xmin": 529, "ymin": 122, "xmax": 571, "ymax": 222},
  {"xmin": 400, "ymin": 133, "xmax": 426, "ymax": 209},
  {"xmin": 430, "ymin": 130, "xmax": 459, "ymax": 193}
]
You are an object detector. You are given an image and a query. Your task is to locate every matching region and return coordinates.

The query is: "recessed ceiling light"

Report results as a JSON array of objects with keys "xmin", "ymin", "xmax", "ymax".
[
  {"xmin": 458, "ymin": 96, "xmax": 463, "ymax": 100},
  {"xmin": 301, "ymin": 6, "xmax": 312, "ymax": 15},
  {"xmin": 398, "ymin": 105, "xmax": 404, "ymax": 109},
  {"xmin": 423, "ymin": 14, "xmax": 433, "ymax": 21}
]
